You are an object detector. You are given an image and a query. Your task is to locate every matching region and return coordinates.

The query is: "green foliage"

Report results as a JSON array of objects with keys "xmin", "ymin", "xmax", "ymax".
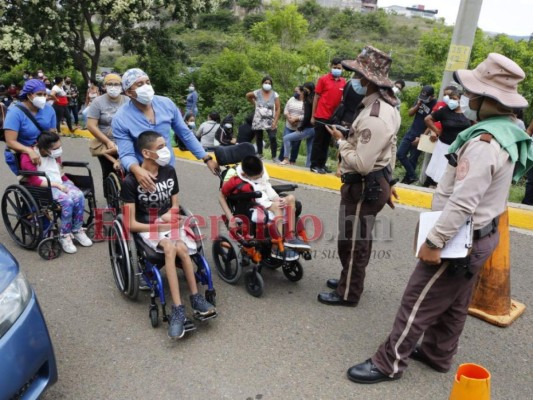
[
  {"xmin": 197, "ymin": 10, "xmax": 238, "ymax": 31},
  {"xmin": 297, "ymin": 0, "xmax": 329, "ymax": 33},
  {"xmin": 238, "ymin": 0, "xmax": 262, "ymax": 10},
  {"xmin": 414, "ymin": 26, "xmax": 453, "ymax": 85},
  {"xmin": 243, "ymin": 13, "xmax": 266, "ymax": 31},
  {"xmin": 113, "ymin": 56, "xmax": 139, "ymax": 74}
]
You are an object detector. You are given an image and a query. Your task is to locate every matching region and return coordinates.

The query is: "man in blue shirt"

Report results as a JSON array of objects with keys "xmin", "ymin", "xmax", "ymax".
[
  {"xmin": 396, "ymin": 85, "xmax": 436, "ymax": 184},
  {"xmin": 112, "ymin": 69, "xmax": 218, "ymax": 192}
]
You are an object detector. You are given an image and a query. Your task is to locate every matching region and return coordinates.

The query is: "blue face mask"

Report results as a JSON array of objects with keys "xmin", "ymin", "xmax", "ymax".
[
  {"xmin": 293, "ymin": 92, "xmax": 301, "ymax": 100},
  {"xmin": 331, "ymin": 68, "xmax": 342, "ymax": 78},
  {"xmin": 447, "ymin": 99, "xmax": 459, "ymax": 110},
  {"xmin": 352, "ymin": 79, "xmax": 367, "ymax": 96}
]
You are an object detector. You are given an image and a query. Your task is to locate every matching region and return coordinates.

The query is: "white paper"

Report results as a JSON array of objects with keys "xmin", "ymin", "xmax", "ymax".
[
  {"xmin": 416, "ymin": 211, "xmax": 472, "ymax": 259},
  {"xmin": 417, "ymin": 134, "xmax": 436, "ymax": 154}
]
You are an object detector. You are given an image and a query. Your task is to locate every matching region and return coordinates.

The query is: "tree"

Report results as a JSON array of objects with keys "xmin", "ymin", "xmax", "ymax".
[{"xmin": 0, "ymin": 0, "xmax": 221, "ymax": 81}]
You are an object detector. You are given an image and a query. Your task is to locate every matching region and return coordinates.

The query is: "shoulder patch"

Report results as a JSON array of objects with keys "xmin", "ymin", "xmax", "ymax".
[
  {"xmin": 456, "ymin": 158, "xmax": 470, "ymax": 181},
  {"xmin": 370, "ymin": 101, "xmax": 380, "ymax": 117},
  {"xmin": 359, "ymin": 129, "xmax": 372, "ymax": 144}
]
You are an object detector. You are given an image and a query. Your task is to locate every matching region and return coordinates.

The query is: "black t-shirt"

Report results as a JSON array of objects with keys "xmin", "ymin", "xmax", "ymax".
[
  {"xmin": 431, "ymin": 106, "xmax": 471, "ymax": 145},
  {"xmin": 410, "ymin": 99, "xmax": 437, "ymax": 136},
  {"xmin": 120, "ymin": 165, "xmax": 179, "ymax": 224}
]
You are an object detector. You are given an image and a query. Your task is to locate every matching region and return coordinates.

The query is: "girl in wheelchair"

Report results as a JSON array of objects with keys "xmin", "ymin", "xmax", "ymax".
[
  {"xmin": 19, "ymin": 131, "xmax": 93, "ymax": 254},
  {"xmin": 120, "ymin": 131, "xmax": 216, "ymax": 339}
]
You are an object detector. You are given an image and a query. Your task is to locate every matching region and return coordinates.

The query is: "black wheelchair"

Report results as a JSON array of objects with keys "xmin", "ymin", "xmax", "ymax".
[
  {"xmin": 108, "ymin": 207, "xmax": 217, "ymax": 333},
  {"xmin": 1, "ymin": 151, "xmax": 97, "ymax": 260},
  {"xmin": 211, "ymin": 143, "xmax": 312, "ymax": 297}
]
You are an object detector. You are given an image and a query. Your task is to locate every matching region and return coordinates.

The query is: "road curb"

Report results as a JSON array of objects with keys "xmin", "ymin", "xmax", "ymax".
[{"xmin": 60, "ymin": 127, "xmax": 533, "ymax": 231}]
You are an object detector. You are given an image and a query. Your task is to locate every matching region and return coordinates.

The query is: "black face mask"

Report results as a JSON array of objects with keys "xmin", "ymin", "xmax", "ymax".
[{"xmin": 65, "ymin": 81, "xmax": 71, "ymax": 84}]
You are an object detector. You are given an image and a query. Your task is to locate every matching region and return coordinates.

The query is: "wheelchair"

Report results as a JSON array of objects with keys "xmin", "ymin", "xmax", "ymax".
[
  {"xmin": 1, "ymin": 152, "xmax": 98, "ymax": 260},
  {"xmin": 211, "ymin": 143, "xmax": 312, "ymax": 297},
  {"xmin": 108, "ymin": 207, "xmax": 216, "ymax": 333}
]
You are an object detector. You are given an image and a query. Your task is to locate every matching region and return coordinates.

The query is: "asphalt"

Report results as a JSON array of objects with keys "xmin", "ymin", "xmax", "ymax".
[{"xmin": 1, "ymin": 136, "xmax": 531, "ymax": 400}]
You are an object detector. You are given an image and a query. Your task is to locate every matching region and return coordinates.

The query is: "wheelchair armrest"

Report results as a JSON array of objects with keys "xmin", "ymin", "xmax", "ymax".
[
  {"xmin": 18, "ymin": 170, "xmax": 53, "ymax": 188},
  {"xmin": 272, "ymin": 184, "xmax": 298, "ymax": 193},
  {"xmin": 226, "ymin": 191, "xmax": 262, "ymax": 202},
  {"xmin": 62, "ymin": 161, "xmax": 89, "ymax": 168}
]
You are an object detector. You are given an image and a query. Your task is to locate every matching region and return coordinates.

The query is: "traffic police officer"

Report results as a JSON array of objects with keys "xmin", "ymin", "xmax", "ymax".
[
  {"xmin": 317, "ymin": 46, "xmax": 401, "ymax": 307},
  {"xmin": 347, "ymin": 53, "xmax": 533, "ymax": 384}
]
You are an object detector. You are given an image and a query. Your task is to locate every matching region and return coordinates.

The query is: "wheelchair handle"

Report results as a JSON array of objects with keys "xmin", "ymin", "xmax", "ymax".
[
  {"xmin": 272, "ymin": 184, "xmax": 298, "ymax": 193},
  {"xmin": 226, "ymin": 191, "xmax": 262, "ymax": 201}
]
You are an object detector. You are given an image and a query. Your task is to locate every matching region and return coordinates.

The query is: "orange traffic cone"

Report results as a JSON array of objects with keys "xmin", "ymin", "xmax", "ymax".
[
  {"xmin": 468, "ymin": 210, "xmax": 526, "ymax": 327},
  {"xmin": 449, "ymin": 363, "xmax": 491, "ymax": 400}
]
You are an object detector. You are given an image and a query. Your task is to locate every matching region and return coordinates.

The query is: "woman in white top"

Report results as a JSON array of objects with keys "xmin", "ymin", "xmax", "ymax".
[
  {"xmin": 50, "ymin": 76, "xmax": 74, "ymax": 133},
  {"xmin": 195, "ymin": 111, "xmax": 220, "ymax": 151},
  {"xmin": 278, "ymin": 86, "xmax": 304, "ymax": 164}
]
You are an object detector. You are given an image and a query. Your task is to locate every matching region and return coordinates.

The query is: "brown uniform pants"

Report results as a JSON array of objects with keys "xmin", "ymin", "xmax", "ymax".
[
  {"xmin": 336, "ymin": 177, "xmax": 390, "ymax": 303},
  {"xmin": 372, "ymin": 232, "xmax": 499, "ymax": 377}
]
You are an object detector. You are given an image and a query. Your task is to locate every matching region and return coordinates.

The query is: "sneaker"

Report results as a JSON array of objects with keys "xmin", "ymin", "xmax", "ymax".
[
  {"xmin": 138, "ymin": 271, "xmax": 150, "ymax": 291},
  {"xmin": 72, "ymin": 229, "xmax": 93, "ymax": 247},
  {"xmin": 168, "ymin": 304, "xmax": 186, "ymax": 339},
  {"xmin": 310, "ymin": 167, "xmax": 326, "ymax": 174},
  {"xmin": 271, "ymin": 248, "xmax": 299, "ymax": 261},
  {"xmin": 401, "ymin": 176, "xmax": 417, "ymax": 184},
  {"xmin": 59, "ymin": 234, "xmax": 77, "ymax": 254},
  {"xmin": 284, "ymin": 237, "xmax": 311, "ymax": 251},
  {"xmin": 190, "ymin": 293, "xmax": 216, "ymax": 317}
]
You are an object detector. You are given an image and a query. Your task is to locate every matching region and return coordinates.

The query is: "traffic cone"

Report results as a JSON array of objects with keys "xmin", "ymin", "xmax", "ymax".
[
  {"xmin": 449, "ymin": 363, "xmax": 491, "ymax": 400},
  {"xmin": 468, "ymin": 210, "xmax": 526, "ymax": 327}
]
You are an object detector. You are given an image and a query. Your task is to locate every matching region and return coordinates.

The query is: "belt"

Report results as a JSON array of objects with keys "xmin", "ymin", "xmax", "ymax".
[
  {"xmin": 473, "ymin": 217, "xmax": 499, "ymax": 240},
  {"xmin": 341, "ymin": 168, "xmax": 387, "ymax": 184}
]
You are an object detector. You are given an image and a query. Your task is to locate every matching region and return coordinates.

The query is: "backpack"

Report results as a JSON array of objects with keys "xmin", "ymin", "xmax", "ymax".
[{"xmin": 215, "ymin": 114, "xmax": 235, "ymax": 146}]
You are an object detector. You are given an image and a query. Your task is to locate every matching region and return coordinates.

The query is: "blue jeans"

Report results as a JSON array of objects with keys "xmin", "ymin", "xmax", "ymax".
[
  {"xmin": 278, "ymin": 127, "xmax": 301, "ymax": 162},
  {"xmin": 397, "ymin": 132, "xmax": 421, "ymax": 180},
  {"xmin": 283, "ymin": 127, "xmax": 315, "ymax": 167}
]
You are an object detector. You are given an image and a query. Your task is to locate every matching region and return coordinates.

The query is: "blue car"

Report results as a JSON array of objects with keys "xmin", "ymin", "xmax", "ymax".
[{"xmin": 0, "ymin": 244, "xmax": 58, "ymax": 399}]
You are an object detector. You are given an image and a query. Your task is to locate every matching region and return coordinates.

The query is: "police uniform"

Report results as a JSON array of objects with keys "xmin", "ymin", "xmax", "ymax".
[
  {"xmin": 347, "ymin": 52, "xmax": 533, "ymax": 384},
  {"xmin": 335, "ymin": 92, "xmax": 400, "ymax": 304}
]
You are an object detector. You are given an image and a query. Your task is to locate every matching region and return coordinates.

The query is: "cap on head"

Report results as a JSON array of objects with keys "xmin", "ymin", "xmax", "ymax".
[
  {"xmin": 418, "ymin": 85, "xmax": 435, "ymax": 101},
  {"xmin": 453, "ymin": 52, "xmax": 528, "ymax": 109},
  {"xmin": 104, "ymin": 73, "xmax": 122, "ymax": 85},
  {"xmin": 122, "ymin": 68, "xmax": 148, "ymax": 91},
  {"xmin": 19, "ymin": 79, "xmax": 46, "ymax": 100}
]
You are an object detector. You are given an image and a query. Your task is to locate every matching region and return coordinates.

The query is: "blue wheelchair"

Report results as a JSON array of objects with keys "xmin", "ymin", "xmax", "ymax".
[{"xmin": 108, "ymin": 207, "xmax": 217, "ymax": 332}]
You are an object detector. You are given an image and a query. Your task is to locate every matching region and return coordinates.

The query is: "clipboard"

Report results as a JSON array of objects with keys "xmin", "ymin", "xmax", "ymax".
[
  {"xmin": 415, "ymin": 211, "xmax": 473, "ymax": 259},
  {"xmin": 417, "ymin": 134, "xmax": 436, "ymax": 154}
]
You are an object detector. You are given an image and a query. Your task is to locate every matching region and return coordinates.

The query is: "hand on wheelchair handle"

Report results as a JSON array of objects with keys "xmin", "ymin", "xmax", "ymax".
[{"xmin": 206, "ymin": 159, "xmax": 220, "ymax": 175}]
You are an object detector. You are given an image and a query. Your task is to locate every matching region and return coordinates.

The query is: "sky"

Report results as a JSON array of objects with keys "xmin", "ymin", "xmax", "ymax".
[{"xmin": 378, "ymin": 0, "xmax": 533, "ymax": 37}]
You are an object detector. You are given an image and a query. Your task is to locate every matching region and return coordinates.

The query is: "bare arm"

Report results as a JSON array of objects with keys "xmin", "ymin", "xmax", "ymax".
[
  {"xmin": 310, "ymin": 93, "xmax": 320, "ymax": 124},
  {"xmin": 408, "ymin": 101, "xmax": 421, "ymax": 117},
  {"xmin": 527, "ymin": 119, "xmax": 533, "ymax": 136},
  {"xmin": 245, "ymin": 91, "xmax": 257, "ymax": 105},
  {"xmin": 424, "ymin": 115, "xmax": 441, "ymax": 135},
  {"xmin": 124, "ymin": 202, "xmax": 174, "ymax": 233}
]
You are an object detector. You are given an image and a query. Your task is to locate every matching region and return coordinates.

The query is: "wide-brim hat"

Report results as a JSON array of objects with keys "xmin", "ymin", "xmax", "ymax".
[
  {"xmin": 342, "ymin": 45, "xmax": 394, "ymax": 88},
  {"xmin": 454, "ymin": 53, "xmax": 528, "ymax": 108}
]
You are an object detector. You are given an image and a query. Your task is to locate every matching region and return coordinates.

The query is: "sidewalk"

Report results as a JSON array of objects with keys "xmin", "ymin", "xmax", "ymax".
[{"xmin": 61, "ymin": 127, "xmax": 533, "ymax": 231}]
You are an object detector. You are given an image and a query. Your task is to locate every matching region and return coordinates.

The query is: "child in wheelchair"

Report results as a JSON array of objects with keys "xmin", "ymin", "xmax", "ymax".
[
  {"xmin": 120, "ymin": 131, "xmax": 216, "ymax": 339},
  {"xmin": 220, "ymin": 154, "xmax": 310, "ymax": 260},
  {"xmin": 19, "ymin": 131, "xmax": 93, "ymax": 254}
]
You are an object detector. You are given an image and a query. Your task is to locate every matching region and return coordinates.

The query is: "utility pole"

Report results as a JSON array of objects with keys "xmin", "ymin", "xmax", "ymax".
[{"xmin": 419, "ymin": 0, "xmax": 483, "ymax": 185}]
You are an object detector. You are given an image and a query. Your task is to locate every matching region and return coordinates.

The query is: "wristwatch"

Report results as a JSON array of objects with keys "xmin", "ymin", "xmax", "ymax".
[
  {"xmin": 203, "ymin": 155, "xmax": 213, "ymax": 164},
  {"xmin": 425, "ymin": 238, "xmax": 440, "ymax": 249}
]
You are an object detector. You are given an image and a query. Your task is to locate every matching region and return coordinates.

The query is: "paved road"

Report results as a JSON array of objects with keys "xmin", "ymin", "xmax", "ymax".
[{"xmin": 1, "ymin": 137, "xmax": 531, "ymax": 400}]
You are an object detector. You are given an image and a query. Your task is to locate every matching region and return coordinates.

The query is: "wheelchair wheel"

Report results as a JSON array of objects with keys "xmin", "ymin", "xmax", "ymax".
[
  {"xmin": 1, "ymin": 185, "xmax": 43, "ymax": 249},
  {"xmin": 282, "ymin": 260, "xmax": 303, "ymax": 282},
  {"xmin": 149, "ymin": 306, "xmax": 159, "ymax": 328},
  {"xmin": 212, "ymin": 236, "xmax": 242, "ymax": 284},
  {"xmin": 244, "ymin": 270, "xmax": 264, "ymax": 297},
  {"xmin": 85, "ymin": 221, "xmax": 104, "ymax": 243},
  {"xmin": 205, "ymin": 289, "xmax": 216, "ymax": 306},
  {"xmin": 108, "ymin": 217, "xmax": 139, "ymax": 300},
  {"xmin": 105, "ymin": 173, "xmax": 122, "ymax": 213},
  {"xmin": 180, "ymin": 206, "xmax": 204, "ymax": 257},
  {"xmin": 37, "ymin": 237, "xmax": 62, "ymax": 260}
]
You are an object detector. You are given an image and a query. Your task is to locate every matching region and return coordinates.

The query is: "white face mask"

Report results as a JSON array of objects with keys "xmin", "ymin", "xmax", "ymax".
[
  {"xmin": 135, "ymin": 84, "xmax": 155, "ymax": 104},
  {"xmin": 460, "ymin": 95, "xmax": 478, "ymax": 121},
  {"xmin": 262, "ymin": 83, "xmax": 272, "ymax": 91},
  {"xmin": 31, "ymin": 95, "xmax": 46, "ymax": 109},
  {"xmin": 50, "ymin": 147, "xmax": 63, "ymax": 159},
  {"xmin": 152, "ymin": 146, "xmax": 171, "ymax": 166},
  {"xmin": 443, "ymin": 95, "xmax": 450, "ymax": 104},
  {"xmin": 447, "ymin": 99, "xmax": 459, "ymax": 111},
  {"xmin": 107, "ymin": 86, "xmax": 121, "ymax": 98}
]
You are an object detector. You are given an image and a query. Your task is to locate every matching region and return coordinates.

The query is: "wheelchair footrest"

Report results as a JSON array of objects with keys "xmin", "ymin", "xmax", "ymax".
[
  {"xmin": 184, "ymin": 318, "xmax": 197, "ymax": 332},
  {"xmin": 193, "ymin": 311, "xmax": 218, "ymax": 322}
]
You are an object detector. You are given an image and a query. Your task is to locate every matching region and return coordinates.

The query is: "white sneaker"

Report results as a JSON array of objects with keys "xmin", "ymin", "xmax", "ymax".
[
  {"xmin": 59, "ymin": 235, "xmax": 78, "ymax": 254},
  {"xmin": 72, "ymin": 229, "xmax": 93, "ymax": 247}
]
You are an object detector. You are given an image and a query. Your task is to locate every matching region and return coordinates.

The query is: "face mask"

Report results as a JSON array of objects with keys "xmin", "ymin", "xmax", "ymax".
[
  {"xmin": 50, "ymin": 147, "xmax": 63, "ymax": 159},
  {"xmin": 23, "ymin": 74, "xmax": 29, "ymax": 80},
  {"xmin": 151, "ymin": 146, "xmax": 171, "ymax": 166},
  {"xmin": 135, "ymin": 84, "xmax": 155, "ymax": 105},
  {"xmin": 88, "ymin": 83, "xmax": 92, "ymax": 88},
  {"xmin": 31, "ymin": 95, "xmax": 46, "ymax": 109},
  {"xmin": 443, "ymin": 95, "xmax": 450, "ymax": 104},
  {"xmin": 37, "ymin": 72, "xmax": 44, "ymax": 78},
  {"xmin": 293, "ymin": 92, "xmax": 301, "ymax": 100},
  {"xmin": 392, "ymin": 86, "xmax": 400, "ymax": 95},
  {"xmin": 331, "ymin": 68, "xmax": 342, "ymax": 78},
  {"xmin": 65, "ymin": 80, "xmax": 71, "ymax": 85},
  {"xmin": 352, "ymin": 79, "xmax": 367, "ymax": 96},
  {"xmin": 188, "ymin": 86, "xmax": 194, "ymax": 92},
  {"xmin": 262, "ymin": 83, "xmax": 272, "ymax": 91},
  {"xmin": 447, "ymin": 99, "xmax": 459, "ymax": 111},
  {"xmin": 460, "ymin": 95, "xmax": 478, "ymax": 121},
  {"xmin": 107, "ymin": 86, "xmax": 121, "ymax": 98},
  {"xmin": 187, "ymin": 122, "xmax": 196, "ymax": 129}
]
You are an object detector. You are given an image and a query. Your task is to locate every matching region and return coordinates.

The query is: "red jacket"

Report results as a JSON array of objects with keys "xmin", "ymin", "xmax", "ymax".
[{"xmin": 221, "ymin": 176, "xmax": 254, "ymax": 197}]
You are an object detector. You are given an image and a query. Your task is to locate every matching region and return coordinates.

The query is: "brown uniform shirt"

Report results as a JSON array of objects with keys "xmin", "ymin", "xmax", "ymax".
[
  {"xmin": 338, "ymin": 92, "xmax": 401, "ymax": 176},
  {"xmin": 427, "ymin": 136, "xmax": 514, "ymax": 247}
]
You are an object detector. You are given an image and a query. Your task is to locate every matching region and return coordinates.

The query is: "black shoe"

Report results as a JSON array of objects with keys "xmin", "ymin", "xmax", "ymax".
[
  {"xmin": 317, "ymin": 291, "xmax": 357, "ymax": 307},
  {"xmin": 326, "ymin": 278, "xmax": 338, "ymax": 290},
  {"xmin": 409, "ymin": 346, "xmax": 449, "ymax": 373},
  {"xmin": 401, "ymin": 176, "xmax": 417, "ymax": 184},
  {"xmin": 324, "ymin": 165, "xmax": 332, "ymax": 173},
  {"xmin": 310, "ymin": 167, "xmax": 326, "ymax": 174},
  {"xmin": 347, "ymin": 359, "xmax": 400, "ymax": 384}
]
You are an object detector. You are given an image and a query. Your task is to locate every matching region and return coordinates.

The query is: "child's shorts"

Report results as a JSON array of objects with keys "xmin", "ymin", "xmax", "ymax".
[{"xmin": 139, "ymin": 225, "xmax": 197, "ymax": 255}]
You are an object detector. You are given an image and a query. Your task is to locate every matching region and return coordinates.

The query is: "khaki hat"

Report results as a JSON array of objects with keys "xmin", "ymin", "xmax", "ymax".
[
  {"xmin": 454, "ymin": 53, "xmax": 528, "ymax": 108},
  {"xmin": 342, "ymin": 45, "xmax": 394, "ymax": 88}
]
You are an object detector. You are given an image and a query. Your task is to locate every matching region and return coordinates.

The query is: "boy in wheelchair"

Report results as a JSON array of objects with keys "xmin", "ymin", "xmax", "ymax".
[
  {"xmin": 120, "ymin": 131, "xmax": 216, "ymax": 339},
  {"xmin": 220, "ymin": 154, "xmax": 310, "ymax": 260},
  {"xmin": 19, "ymin": 131, "xmax": 93, "ymax": 253}
]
